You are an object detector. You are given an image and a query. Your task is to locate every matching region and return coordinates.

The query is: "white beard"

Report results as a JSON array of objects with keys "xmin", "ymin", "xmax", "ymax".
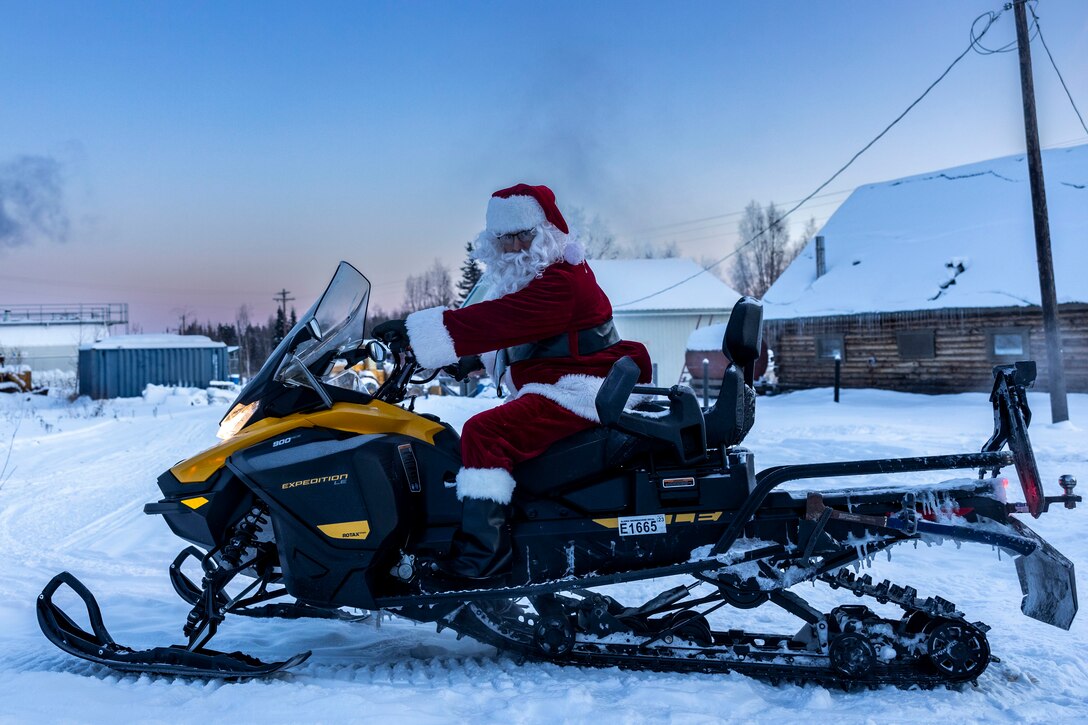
[{"xmin": 474, "ymin": 222, "xmax": 570, "ymax": 299}]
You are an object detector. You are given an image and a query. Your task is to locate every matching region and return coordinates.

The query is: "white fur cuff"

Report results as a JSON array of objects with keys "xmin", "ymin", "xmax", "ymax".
[
  {"xmin": 486, "ymin": 195, "xmax": 546, "ymax": 235},
  {"xmin": 456, "ymin": 467, "xmax": 517, "ymax": 504},
  {"xmin": 405, "ymin": 306, "xmax": 458, "ymax": 369}
]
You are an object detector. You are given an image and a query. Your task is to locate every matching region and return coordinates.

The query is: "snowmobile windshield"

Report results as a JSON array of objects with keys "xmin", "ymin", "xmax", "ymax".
[
  {"xmin": 225, "ymin": 262, "xmax": 371, "ymax": 417},
  {"xmin": 274, "ymin": 262, "xmax": 371, "ymax": 388},
  {"xmin": 460, "ymin": 278, "xmax": 493, "ymax": 307}
]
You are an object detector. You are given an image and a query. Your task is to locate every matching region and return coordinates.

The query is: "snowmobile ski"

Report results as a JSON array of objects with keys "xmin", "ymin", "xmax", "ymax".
[{"xmin": 37, "ymin": 572, "xmax": 310, "ymax": 679}]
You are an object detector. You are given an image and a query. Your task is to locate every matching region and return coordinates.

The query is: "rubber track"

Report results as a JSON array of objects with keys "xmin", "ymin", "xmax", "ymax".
[{"xmin": 437, "ymin": 579, "xmax": 987, "ymax": 690}]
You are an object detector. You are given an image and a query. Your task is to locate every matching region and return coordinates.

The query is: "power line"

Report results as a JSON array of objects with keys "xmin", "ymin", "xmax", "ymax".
[
  {"xmin": 1029, "ymin": 2, "xmax": 1088, "ymax": 136},
  {"xmin": 614, "ymin": 6, "xmax": 1008, "ymax": 309},
  {"xmin": 630, "ymin": 196, "xmax": 849, "ymax": 245},
  {"xmin": 654, "ymin": 213, "xmax": 835, "ymax": 252},
  {"xmin": 971, "ymin": 2, "xmax": 1034, "ymax": 54},
  {"xmin": 644, "ymin": 197, "xmax": 847, "ymax": 242},
  {"xmin": 1045, "ymin": 135, "xmax": 1088, "ymax": 149},
  {"xmin": 629, "ymin": 188, "xmax": 852, "ymax": 237}
]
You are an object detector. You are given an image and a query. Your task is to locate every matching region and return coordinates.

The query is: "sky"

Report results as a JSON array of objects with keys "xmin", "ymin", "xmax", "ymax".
[{"xmin": 0, "ymin": 0, "xmax": 1086, "ymax": 332}]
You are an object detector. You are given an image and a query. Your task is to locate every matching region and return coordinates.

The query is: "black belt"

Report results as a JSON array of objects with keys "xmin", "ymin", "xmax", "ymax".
[{"xmin": 505, "ymin": 318, "xmax": 620, "ymax": 364}]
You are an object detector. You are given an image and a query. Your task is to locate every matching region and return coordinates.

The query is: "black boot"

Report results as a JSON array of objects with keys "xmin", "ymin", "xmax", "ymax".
[{"xmin": 430, "ymin": 497, "xmax": 512, "ymax": 582}]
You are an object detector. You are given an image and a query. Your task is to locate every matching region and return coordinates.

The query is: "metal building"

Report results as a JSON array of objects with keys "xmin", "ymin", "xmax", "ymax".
[{"xmin": 78, "ymin": 335, "xmax": 229, "ymax": 399}]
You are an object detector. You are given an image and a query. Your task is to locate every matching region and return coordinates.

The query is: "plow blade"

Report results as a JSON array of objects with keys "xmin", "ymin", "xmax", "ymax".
[
  {"xmin": 1007, "ymin": 518, "xmax": 1078, "ymax": 630},
  {"xmin": 37, "ymin": 572, "xmax": 310, "ymax": 679}
]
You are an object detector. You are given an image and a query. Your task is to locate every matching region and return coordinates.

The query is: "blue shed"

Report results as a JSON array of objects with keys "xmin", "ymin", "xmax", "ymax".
[{"xmin": 78, "ymin": 335, "xmax": 229, "ymax": 399}]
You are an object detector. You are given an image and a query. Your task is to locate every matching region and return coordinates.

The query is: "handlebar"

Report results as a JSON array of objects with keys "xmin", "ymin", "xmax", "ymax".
[{"xmin": 373, "ymin": 346, "xmax": 428, "ymax": 405}]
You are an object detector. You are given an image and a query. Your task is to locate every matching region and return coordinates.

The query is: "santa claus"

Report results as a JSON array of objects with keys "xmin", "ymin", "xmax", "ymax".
[{"xmin": 376, "ymin": 184, "xmax": 651, "ymax": 581}]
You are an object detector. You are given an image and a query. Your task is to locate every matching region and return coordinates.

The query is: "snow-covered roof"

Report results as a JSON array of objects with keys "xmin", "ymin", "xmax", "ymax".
[
  {"xmin": 82, "ymin": 334, "xmax": 227, "ymax": 350},
  {"xmin": 590, "ymin": 258, "xmax": 742, "ymax": 314},
  {"xmin": 763, "ymin": 144, "xmax": 1088, "ymax": 320},
  {"xmin": 687, "ymin": 323, "xmax": 727, "ymax": 351}
]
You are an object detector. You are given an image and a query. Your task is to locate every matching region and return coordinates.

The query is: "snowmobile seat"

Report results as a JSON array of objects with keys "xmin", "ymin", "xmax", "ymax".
[
  {"xmin": 593, "ymin": 356, "xmax": 707, "ymax": 464},
  {"xmin": 704, "ymin": 297, "xmax": 762, "ymax": 449},
  {"xmin": 514, "ymin": 357, "xmax": 702, "ymax": 496},
  {"xmin": 513, "ymin": 426, "xmax": 641, "ymax": 496}
]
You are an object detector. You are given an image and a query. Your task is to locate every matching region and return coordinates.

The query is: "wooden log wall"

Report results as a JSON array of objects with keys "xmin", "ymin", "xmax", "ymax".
[{"xmin": 764, "ymin": 304, "xmax": 1088, "ymax": 393}]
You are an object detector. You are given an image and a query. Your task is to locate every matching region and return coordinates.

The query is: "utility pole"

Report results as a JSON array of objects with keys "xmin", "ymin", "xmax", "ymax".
[
  {"xmin": 174, "ymin": 307, "xmax": 194, "ymax": 335},
  {"xmin": 273, "ymin": 289, "xmax": 295, "ymax": 323},
  {"xmin": 1013, "ymin": 0, "xmax": 1068, "ymax": 423}
]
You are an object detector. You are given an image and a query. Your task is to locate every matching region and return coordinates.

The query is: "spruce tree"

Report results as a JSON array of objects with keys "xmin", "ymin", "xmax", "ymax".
[
  {"xmin": 456, "ymin": 242, "xmax": 483, "ymax": 306},
  {"xmin": 273, "ymin": 307, "xmax": 287, "ymax": 345}
]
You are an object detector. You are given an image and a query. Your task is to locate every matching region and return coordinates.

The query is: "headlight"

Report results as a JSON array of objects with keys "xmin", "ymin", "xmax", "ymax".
[{"xmin": 217, "ymin": 401, "xmax": 259, "ymax": 440}]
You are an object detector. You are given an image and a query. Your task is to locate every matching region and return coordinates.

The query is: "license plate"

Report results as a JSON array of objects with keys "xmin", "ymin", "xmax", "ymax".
[{"xmin": 618, "ymin": 514, "xmax": 667, "ymax": 537}]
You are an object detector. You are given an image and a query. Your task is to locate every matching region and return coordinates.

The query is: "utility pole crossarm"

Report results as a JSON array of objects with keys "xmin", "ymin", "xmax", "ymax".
[{"xmin": 274, "ymin": 289, "xmax": 295, "ymax": 321}]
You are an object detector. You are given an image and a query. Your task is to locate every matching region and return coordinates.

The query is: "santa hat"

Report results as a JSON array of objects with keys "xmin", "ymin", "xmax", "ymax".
[{"xmin": 485, "ymin": 184, "xmax": 569, "ymax": 236}]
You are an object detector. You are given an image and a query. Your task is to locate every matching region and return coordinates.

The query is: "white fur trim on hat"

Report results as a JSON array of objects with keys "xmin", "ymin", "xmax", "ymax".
[
  {"xmin": 486, "ymin": 195, "xmax": 547, "ymax": 236},
  {"xmin": 405, "ymin": 306, "xmax": 458, "ymax": 369},
  {"xmin": 515, "ymin": 374, "xmax": 606, "ymax": 423},
  {"xmin": 456, "ymin": 467, "xmax": 517, "ymax": 504}
]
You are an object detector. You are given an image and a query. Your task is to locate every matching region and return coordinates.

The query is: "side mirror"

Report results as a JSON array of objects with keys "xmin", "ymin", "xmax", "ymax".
[
  {"xmin": 308, "ymin": 318, "xmax": 322, "ymax": 340},
  {"xmin": 365, "ymin": 340, "xmax": 388, "ymax": 363}
]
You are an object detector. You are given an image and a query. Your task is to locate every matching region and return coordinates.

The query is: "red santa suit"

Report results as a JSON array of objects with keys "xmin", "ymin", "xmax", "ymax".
[{"xmin": 404, "ymin": 185, "xmax": 652, "ymax": 506}]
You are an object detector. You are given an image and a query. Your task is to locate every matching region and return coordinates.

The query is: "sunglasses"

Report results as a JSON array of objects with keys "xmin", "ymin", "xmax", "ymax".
[{"xmin": 496, "ymin": 229, "xmax": 537, "ymax": 245}]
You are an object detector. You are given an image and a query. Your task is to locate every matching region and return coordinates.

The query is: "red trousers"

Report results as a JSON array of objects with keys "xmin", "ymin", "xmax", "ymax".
[{"xmin": 461, "ymin": 393, "xmax": 596, "ymax": 472}]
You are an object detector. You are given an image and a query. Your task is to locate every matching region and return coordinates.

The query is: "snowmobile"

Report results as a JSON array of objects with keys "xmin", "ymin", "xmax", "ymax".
[{"xmin": 39, "ymin": 261, "xmax": 1081, "ymax": 687}]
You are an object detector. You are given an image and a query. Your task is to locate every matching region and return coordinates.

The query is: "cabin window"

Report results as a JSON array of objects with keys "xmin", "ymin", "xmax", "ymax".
[
  {"xmin": 989, "ymin": 328, "xmax": 1029, "ymax": 360},
  {"xmin": 815, "ymin": 334, "xmax": 844, "ymax": 361},
  {"xmin": 897, "ymin": 330, "xmax": 935, "ymax": 359}
]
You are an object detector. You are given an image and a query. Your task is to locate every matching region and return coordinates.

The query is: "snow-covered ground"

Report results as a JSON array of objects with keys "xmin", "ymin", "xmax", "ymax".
[{"xmin": 0, "ymin": 386, "xmax": 1086, "ymax": 724}]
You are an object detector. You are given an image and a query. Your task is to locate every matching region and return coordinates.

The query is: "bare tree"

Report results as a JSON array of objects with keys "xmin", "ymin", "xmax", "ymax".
[
  {"xmin": 699, "ymin": 255, "xmax": 730, "ymax": 283},
  {"xmin": 729, "ymin": 201, "xmax": 799, "ymax": 298},
  {"xmin": 403, "ymin": 259, "xmax": 454, "ymax": 313},
  {"xmin": 566, "ymin": 207, "xmax": 624, "ymax": 260},
  {"xmin": 235, "ymin": 304, "xmax": 252, "ymax": 378},
  {"xmin": 567, "ymin": 206, "xmax": 686, "ymax": 260},
  {"xmin": 797, "ymin": 216, "xmax": 820, "ymax": 250},
  {"xmin": 364, "ymin": 304, "xmax": 396, "ymax": 338},
  {"xmin": 0, "ymin": 411, "xmax": 19, "ymax": 492},
  {"xmin": 627, "ymin": 238, "xmax": 680, "ymax": 259}
]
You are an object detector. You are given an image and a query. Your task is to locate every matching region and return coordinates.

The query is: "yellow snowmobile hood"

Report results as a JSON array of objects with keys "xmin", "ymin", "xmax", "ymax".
[{"xmin": 171, "ymin": 401, "xmax": 445, "ymax": 484}]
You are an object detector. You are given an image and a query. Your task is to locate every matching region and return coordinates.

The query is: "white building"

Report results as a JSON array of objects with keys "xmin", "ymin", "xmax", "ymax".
[
  {"xmin": 0, "ymin": 304, "xmax": 128, "ymax": 373},
  {"xmin": 590, "ymin": 258, "xmax": 741, "ymax": 385}
]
